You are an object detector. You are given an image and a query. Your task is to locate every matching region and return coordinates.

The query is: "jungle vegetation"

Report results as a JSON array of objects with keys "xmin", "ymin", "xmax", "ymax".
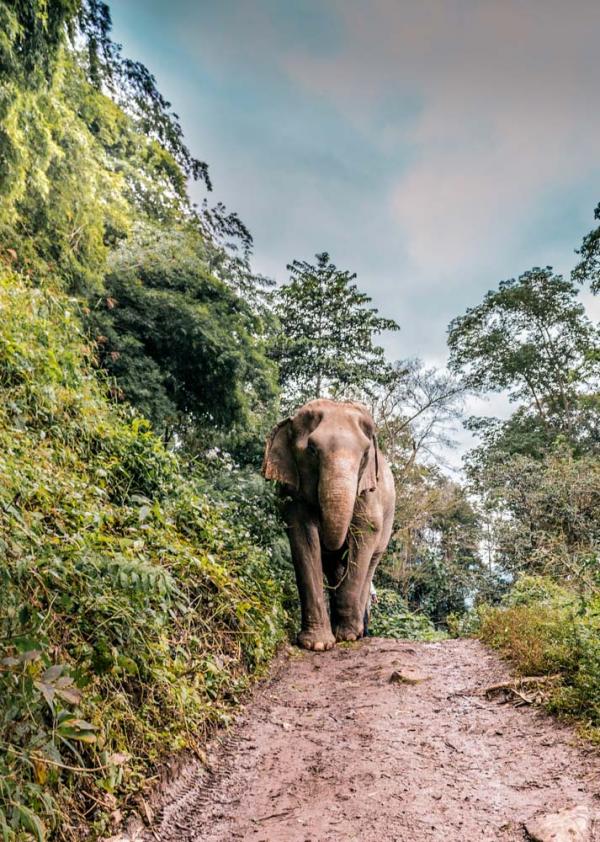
[{"xmin": 0, "ymin": 1, "xmax": 598, "ymax": 839}]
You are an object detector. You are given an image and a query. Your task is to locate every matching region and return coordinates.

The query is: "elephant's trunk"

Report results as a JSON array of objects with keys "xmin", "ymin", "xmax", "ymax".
[{"xmin": 318, "ymin": 455, "xmax": 359, "ymax": 551}]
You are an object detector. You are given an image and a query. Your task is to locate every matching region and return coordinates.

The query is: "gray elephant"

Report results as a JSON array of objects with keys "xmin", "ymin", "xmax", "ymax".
[{"xmin": 262, "ymin": 399, "xmax": 395, "ymax": 651}]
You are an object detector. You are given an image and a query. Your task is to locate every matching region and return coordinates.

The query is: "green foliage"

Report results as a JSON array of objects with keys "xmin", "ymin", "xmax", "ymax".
[
  {"xmin": 480, "ymin": 603, "xmax": 578, "ymax": 676},
  {"xmin": 465, "ymin": 411, "xmax": 559, "ymax": 467},
  {"xmin": 448, "ymin": 267, "xmax": 599, "ymax": 457},
  {"xmin": 87, "ymin": 225, "xmax": 278, "ymax": 437},
  {"xmin": 369, "ymin": 587, "xmax": 445, "ymax": 641},
  {"xmin": 0, "ymin": 17, "xmax": 202, "ymax": 295},
  {"xmin": 379, "ymin": 468, "xmax": 490, "ymax": 624},
  {"xmin": 477, "ymin": 576, "xmax": 600, "ymax": 739},
  {"xmin": 0, "ymin": 1, "xmax": 79, "ymax": 85},
  {"xmin": 448, "ymin": 256, "xmax": 599, "ymax": 627},
  {"xmin": 448, "ymin": 266, "xmax": 596, "ymax": 403},
  {"xmin": 0, "ymin": 269, "xmax": 287, "ymax": 840},
  {"xmin": 0, "ymin": 46, "xmax": 129, "ymax": 293},
  {"xmin": 502, "ymin": 575, "xmax": 576, "ymax": 608},
  {"xmin": 196, "ymin": 452, "xmax": 298, "ymax": 626},
  {"xmin": 446, "ymin": 607, "xmax": 488, "ymax": 638},
  {"xmin": 270, "ymin": 252, "xmax": 399, "ymax": 409},
  {"xmin": 473, "ymin": 446, "xmax": 600, "ymax": 581}
]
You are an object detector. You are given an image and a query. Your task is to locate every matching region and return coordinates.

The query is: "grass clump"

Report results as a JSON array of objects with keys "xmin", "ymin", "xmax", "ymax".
[
  {"xmin": 477, "ymin": 575, "xmax": 600, "ymax": 740},
  {"xmin": 0, "ymin": 270, "xmax": 287, "ymax": 840}
]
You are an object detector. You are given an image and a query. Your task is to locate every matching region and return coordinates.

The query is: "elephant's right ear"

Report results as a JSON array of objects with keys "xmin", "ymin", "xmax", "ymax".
[{"xmin": 262, "ymin": 418, "xmax": 299, "ymax": 490}]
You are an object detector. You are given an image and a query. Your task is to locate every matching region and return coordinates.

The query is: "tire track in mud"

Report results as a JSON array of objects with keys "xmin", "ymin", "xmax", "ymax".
[{"xmin": 140, "ymin": 639, "xmax": 600, "ymax": 841}]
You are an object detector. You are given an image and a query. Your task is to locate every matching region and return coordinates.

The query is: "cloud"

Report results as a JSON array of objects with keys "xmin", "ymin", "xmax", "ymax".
[{"xmin": 282, "ymin": 0, "xmax": 600, "ymax": 280}]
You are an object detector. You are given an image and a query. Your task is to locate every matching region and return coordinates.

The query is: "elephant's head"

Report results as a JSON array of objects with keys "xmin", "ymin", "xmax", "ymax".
[{"xmin": 262, "ymin": 399, "xmax": 379, "ymax": 551}]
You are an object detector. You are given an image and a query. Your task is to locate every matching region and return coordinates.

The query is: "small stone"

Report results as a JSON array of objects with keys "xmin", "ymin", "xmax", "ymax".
[
  {"xmin": 525, "ymin": 805, "xmax": 592, "ymax": 842},
  {"xmin": 388, "ymin": 670, "xmax": 429, "ymax": 685}
]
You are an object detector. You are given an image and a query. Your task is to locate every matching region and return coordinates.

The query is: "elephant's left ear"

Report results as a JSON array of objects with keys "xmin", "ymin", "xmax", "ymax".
[
  {"xmin": 358, "ymin": 436, "xmax": 379, "ymax": 495},
  {"xmin": 262, "ymin": 418, "xmax": 299, "ymax": 491}
]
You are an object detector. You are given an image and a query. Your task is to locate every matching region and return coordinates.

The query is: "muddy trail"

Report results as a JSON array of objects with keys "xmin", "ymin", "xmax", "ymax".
[{"xmin": 140, "ymin": 639, "xmax": 600, "ymax": 841}]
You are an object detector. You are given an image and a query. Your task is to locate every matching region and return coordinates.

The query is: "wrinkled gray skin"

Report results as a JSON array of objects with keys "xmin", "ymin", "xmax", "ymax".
[{"xmin": 262, "ymin": 399, "xmax": 396, "ymax": 651}]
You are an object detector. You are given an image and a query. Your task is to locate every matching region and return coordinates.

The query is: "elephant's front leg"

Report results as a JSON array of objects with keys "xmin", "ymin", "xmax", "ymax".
[
  {"xmin": 284, "ymin": 501, "xmax": 335, "ymax": 651},
  {"xmin": 332, "ymin": 514, "xmax": 381, "ymax": 642}
]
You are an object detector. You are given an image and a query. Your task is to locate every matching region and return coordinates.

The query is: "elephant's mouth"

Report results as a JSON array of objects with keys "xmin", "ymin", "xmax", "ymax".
[
  {"xmin": 318, "ymin": 500, "xmax": 356, "ymax": 551},
  {"xmin": 320, "ymin": 528, "xmax": 349, "ymax": 553}
]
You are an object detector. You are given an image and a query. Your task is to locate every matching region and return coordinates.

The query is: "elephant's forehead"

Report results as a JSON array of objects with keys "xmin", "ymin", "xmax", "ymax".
[
  {"xmin": 299, "ymin": 398, "xmax": 368, "ymax": 414},
  {"xmin": 293, "ymin": 410, "xmax": 363, "ymax": 437},
  {"xmin": 294, "ymin": 400, "xmax": 369, "ymax": 428}
]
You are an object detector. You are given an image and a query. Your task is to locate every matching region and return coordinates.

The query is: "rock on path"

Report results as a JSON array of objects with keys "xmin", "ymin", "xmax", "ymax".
[{"xmin": 141, "ymin": 638, "xmax": 600, "ymax": 841}]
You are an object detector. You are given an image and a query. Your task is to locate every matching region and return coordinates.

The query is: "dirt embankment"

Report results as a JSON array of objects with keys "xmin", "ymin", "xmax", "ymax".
[{"xmin": 137, "ymin": 639, "xmax": 600, "ymax": 841}]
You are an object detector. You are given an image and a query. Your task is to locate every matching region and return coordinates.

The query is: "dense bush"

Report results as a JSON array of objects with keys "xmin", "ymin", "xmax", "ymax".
[
  {"xmin": 0, "ymin": 270, "xmax": 287, "ymax": 840},
  {"xmin": 472, "ymin": 449, "xmax": 600, "ymax": 581},
  {"xmin": 196, "ymin": 454, "xmax": 297, "ymax": 624},
  {"xmin": 88, "ymin": 226, "xmax": 278, "ymax": 437},
  {"xmin": 369, "ymin": 586, "xmax": 445, "ymax": 641},
  {"xmin": 476, "ymin": 576, "xmax": 600, "ymax": 740}
]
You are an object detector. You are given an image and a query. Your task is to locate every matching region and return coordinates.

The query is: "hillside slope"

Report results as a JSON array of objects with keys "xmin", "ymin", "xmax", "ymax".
[{"xmin": 0, "ymin": 270, "xmax": 286, "ymax": 840}]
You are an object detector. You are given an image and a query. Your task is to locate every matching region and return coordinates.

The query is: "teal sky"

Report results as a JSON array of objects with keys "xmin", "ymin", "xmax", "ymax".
[{"xmin": 110, "ymin": 1, "xmax": 600, "ymax": 457}]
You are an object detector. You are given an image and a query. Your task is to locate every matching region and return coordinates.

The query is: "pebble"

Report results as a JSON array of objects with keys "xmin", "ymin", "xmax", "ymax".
[{"xmin": 525, "ymin": 805, "xmax": 592, "ymax": 842}]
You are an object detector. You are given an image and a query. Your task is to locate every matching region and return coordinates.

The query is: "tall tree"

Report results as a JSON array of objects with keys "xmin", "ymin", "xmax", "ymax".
[
  {"xmin": 372, "ymin": 359, "xmax": 465, "ymax": 472},
  {"xmin": 448, "ymin": 267, "xmax": 599, "ymax": 457},
  {"xmin": 270, "ymin": 252, "xmax": 399, "ymax": 408}
]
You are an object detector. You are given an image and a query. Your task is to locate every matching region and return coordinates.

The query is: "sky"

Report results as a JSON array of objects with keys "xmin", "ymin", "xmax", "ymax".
[{"xmin": 110, "ymin": 0, "xmax": 600, "ymax": 463}]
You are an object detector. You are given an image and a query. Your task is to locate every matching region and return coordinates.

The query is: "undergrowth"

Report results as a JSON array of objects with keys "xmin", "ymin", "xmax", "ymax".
[
  {"xmin": 0, "ymin": 270, "xmax": 287, "ymax": 840},
  {"xmin": 370, "ymin": 586, "xmax": 446, "ymax": 641},
  {"xmin": 475, "ymin": 576, "xmax": 600, "ymax": 741}
]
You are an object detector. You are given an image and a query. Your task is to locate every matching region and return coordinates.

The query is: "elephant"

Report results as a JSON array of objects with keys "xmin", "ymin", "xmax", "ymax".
[{"xmin": 262, "ymin": 399, "xmax": 395, "ymax": 651}]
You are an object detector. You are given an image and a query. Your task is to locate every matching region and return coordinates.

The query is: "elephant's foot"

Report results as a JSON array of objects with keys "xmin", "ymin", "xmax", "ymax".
[
  {"xmin": 297, "ymin": 627, "xmax": 336, "ymax": 652},
  {"xmin": 334, "ymin": 623, "xmax": 364, "ymax": 642}
]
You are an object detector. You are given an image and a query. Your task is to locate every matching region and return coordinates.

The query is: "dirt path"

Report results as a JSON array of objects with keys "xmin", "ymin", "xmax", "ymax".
[{"xmin": 144, "ymin": 639, "xmax": 600, "ymax": 841}]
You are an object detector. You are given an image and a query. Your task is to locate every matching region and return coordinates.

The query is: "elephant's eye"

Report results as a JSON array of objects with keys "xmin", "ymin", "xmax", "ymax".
[{"xmin": 306, "ymin": 441, "xmax": 318, "ymax": 457}]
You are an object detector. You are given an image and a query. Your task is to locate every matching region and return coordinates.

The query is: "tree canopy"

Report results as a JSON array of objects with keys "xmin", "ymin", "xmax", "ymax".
[
  {"xmin": 448, "ymin": 267, "xmax": 599, "ymax": 458},
  {"xmin": 270, "ymin": 252, "xmax": 399, "ymax": 409},
  {"xmin": 90, "ymin": 225, "xmax": 278, "ymax": 438},
  {"xmin": 0, "ymin": 0, "xmax": 279, "ymax": 449}
]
